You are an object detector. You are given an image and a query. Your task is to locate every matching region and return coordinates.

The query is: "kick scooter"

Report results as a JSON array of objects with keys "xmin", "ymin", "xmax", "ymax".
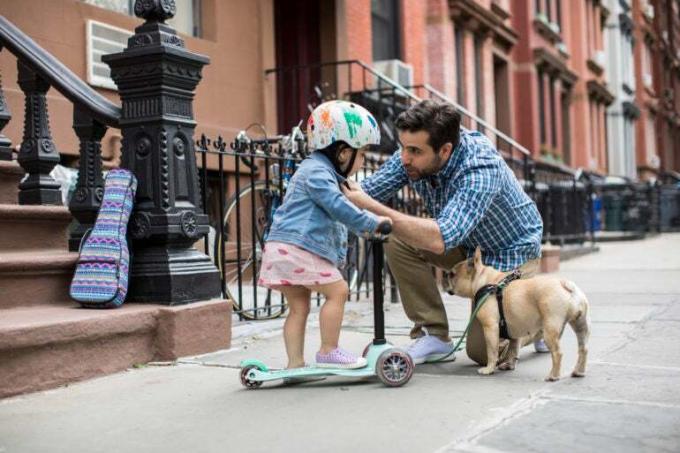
[{"xmin": 239, "ymin": 222, "xmax": 415, "ymax": 388}]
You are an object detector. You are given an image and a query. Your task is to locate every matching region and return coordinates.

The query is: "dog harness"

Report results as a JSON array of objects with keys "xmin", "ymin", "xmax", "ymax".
[{"xmin": 473, "ymin": 269, "xmax": 522, "ymax": 340}]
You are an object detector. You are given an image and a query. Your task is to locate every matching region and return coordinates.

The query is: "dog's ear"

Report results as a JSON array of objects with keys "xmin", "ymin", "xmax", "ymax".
[{"xmin": 473, "ymin": 246, "xmax": 483, "ymax": 273}]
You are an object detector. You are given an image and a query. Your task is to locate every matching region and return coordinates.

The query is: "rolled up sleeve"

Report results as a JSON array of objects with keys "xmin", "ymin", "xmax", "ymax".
[{"xmin": 360, "ymin": 151, "xmax": 408, "ymax": 203}]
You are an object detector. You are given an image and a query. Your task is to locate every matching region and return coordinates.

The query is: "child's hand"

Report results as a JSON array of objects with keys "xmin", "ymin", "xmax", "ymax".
[
  {"xmin": 342, "ymin": 179, "xmax": 363, "ymax": 192},
  {"xmin": 375, "ymin": 216, "xmax": 393, "ymax": 233},
  {"xmin": 342, "ymin": 180, "xmax": 372, "ymax": 208}
]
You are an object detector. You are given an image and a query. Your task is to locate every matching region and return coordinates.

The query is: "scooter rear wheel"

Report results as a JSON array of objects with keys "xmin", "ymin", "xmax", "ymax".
[
  {"xmin": 240, "ymin": 365, "xmax": 264, "ymax": 389},
  {"xmin": 376, "ymin": 349, "xmax": 414, "ymax": 387}
]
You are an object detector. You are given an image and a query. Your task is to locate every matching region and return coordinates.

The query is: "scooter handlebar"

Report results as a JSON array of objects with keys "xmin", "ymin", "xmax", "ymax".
[{"xmin": 376, "ymin": 221, "xmax": 392, "ymax": 236}]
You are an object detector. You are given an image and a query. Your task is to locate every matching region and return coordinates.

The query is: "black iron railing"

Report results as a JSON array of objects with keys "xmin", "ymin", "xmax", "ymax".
[{"xmin": 0, "ymin": 5, "xmax": 221, "ymax": 305}]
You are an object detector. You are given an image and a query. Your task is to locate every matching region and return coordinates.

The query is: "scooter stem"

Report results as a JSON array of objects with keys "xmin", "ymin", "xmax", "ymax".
[{"xmin": 372, "ymin": 236, "xmax": 387, "ymax": 345}]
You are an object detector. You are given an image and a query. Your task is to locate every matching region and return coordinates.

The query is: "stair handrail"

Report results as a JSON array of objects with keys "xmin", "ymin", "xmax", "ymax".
[
  {"xmin": 0, "ymin": 15, "xmax": 121, "ymax": 127},
  {"xmin": 266, "ymin": 60, "xmax": 531, "ymax": 159}
]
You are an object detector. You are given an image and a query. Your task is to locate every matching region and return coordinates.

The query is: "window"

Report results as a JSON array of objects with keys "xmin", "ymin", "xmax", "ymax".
[
  {"xmin": 549, "ymin": 76, "xmax": 557, "ymax": 148},
  {"xmin": 371, "ymin": 0, "xmax": 401, "ymax": 61},
  {"xmin": 561, "ymin": 88, "xmax": 571, "ymax": 164},
  {"xmin": 474, "ymin": 35, "xmax": 484, "ymax": 130},
  {"xmin": 455, "ymin": 26, "xmax": 465, "ymax": 105},
  {"xmin": 643, "ymin": 41, "xmax": 654, "ymax": 88},
  {"xmin": 646, "ymin": 113, "xmax": 657, "ymax": 159},
  {"xmin": 536, "ymin": 0, "xmax": 561, "ymax": 25},
  {"xmin": 493, "ymin": 56, "xmax": 511, "ymax": 136},
  {"xmin": 83, "ymin": 0, "xmax": 202, "ymax": 37},
  {"xmin": 538, "ymin": 69, "xmax": 546, "ymax": 145}
]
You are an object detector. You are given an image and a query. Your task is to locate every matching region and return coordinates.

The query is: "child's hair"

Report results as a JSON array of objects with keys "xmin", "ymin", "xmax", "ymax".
[{"xmin": 317, "ymin": 140, "xmax": 357, "ymax": 177}]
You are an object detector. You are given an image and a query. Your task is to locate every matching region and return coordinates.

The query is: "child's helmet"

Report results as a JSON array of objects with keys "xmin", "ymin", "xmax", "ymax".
[{"xmin": 307, "ymin": 100, "xmax": 381, "ymax": 151}]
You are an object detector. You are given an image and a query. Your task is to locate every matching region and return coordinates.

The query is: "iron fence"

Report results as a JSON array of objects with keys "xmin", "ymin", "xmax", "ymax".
[
  {"xmin": 194, "ymin": 131, "xmax": 408, "ymax": 320},
  {"xmin": 198, "ymin": 58, "xmax": 680, "ymax": 320}
]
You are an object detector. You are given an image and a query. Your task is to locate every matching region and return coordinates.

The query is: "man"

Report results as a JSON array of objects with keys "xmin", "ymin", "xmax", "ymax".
[{"xmin": 342, "ymin": 100, "xmax": 545, "ymax": 365}]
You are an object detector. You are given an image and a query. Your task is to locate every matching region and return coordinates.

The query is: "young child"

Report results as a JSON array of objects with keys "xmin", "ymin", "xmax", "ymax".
[{"xmin": 259, "ymin": 100, "xmax": 388, "ymax": 371}]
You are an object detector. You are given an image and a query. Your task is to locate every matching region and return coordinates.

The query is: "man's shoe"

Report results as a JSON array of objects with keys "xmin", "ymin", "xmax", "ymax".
[
  {"xmin": 534, "ymin": 338, "xmax": 550, "ymax": 353},
  {"xmin": 406, "ymin": 334, "xmax": 455, "ymax": 364}
]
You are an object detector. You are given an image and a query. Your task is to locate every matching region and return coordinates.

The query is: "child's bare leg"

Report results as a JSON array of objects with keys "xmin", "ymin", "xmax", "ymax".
[
  {"xmin": 279, "ymin": 286, "xmax": 311, "ymax": 369},
  {"xmin": 308, "ymin": 280, "xmax": 350, "ymax": 354}
]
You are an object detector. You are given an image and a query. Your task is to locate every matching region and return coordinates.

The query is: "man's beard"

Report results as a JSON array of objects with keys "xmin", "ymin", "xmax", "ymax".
[{"xmin": 405, "ymin": 154, "xmax": 442, "ymax": 180}]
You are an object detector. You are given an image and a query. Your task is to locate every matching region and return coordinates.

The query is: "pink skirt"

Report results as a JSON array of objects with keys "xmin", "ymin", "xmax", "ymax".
[{"xmin": 258, "ymin": 241, "xmax": 344, "ymax": 288}]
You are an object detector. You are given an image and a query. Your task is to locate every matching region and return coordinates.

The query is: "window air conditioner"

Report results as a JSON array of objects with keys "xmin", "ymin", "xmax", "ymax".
[
  {"xmin": 644, "ymin": 4, "xmax": 654, "ymax": 20},
  {"xmin": 86, "ymin": 20, "xmax": 132, "ymax": 90},
  {"xmin": 643, "ymin": 73, "xmax": 653, "ymax": 88},
  {"xmin": 373, "ymin": 59, "xmax": 414, "ymax": 89}
]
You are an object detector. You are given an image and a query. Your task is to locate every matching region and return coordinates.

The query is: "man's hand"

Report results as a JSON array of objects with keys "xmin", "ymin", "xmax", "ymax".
[
  {"xmin": 342, "ymin": 180, "xmax": 373, "ymax": 209},
  {"xmin": 342, "ymin": 180, "xmax": 445, "ymax": 253}
]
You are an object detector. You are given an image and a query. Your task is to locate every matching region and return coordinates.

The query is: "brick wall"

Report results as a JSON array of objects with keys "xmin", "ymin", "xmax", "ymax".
[
  {"xmin": 426, "ymin": 0, "xmax": 456, "ymax": 97},
  {"xmin": 401, "ymin": 0, "xmax": 427, "ymax": 85}
]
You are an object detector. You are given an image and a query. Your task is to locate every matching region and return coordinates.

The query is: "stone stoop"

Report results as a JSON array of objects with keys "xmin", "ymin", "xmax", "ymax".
[
  {"xmin": 0, "ymin": 161, "xmax": 23, "ymax": 205},
  {"xmin": 0, "ymin": 204, "xmax": 71, "ymax": 251},
  {"xmin": 0, "ymin": 158, "xmax": 232, "ymax": 399},
  {"xmin": 0, "ymin": 300, "xmax": 232, "ymax": 399}
]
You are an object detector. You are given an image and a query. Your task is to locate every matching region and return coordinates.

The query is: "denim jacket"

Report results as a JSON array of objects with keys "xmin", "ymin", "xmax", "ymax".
[{"xmin": 266, "ymin": 151, "xmax": 379, "ymax": 267}]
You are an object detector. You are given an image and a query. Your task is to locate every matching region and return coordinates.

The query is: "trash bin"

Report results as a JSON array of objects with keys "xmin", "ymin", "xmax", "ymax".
[
  {"xmin": 590, "ymin": 194, "xmax": 602, "ymax": 232},
  {"xmin": 599, "ymin": 177, "xmax": 634, "ymax": 232},
  {"xmin": 660, "ymin": 184, "xmax": 680, "ymax": 231}
]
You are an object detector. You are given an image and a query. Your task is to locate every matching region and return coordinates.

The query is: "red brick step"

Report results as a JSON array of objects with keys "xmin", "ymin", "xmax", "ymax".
[{"xmin": 0, "ymin": 300, "xmax": 232, "ymax": 398}]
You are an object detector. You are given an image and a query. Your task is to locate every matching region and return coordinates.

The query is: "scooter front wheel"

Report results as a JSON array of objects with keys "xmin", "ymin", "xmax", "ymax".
[
  {"xmin": 240, "ymin": 365, "xmax": 264, "ymax": 389},
  {"xmin": 376, "ymin": 349, "xmax": 414, "ymax": 387}
]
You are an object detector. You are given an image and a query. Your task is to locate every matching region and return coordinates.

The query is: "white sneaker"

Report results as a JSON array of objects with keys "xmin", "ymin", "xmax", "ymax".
[
  {"xmin": 534, "ymin": 338, "xmax": 550, "ymax": 353},
  {"xmin": 406, "ymin": 334, "xmax": 455, "ymax": 364}
]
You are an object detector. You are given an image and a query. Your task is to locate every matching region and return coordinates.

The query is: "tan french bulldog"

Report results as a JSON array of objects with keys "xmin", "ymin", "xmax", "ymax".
[{"xmin": 449, "ymin": 247, "xmax": 590, "ymax": 381}]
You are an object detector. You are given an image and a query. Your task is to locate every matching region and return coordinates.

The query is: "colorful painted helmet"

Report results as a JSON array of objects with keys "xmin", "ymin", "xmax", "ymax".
[{"xmin": 306, "ymin": 100, "xmax": 381, "ymax": 151}]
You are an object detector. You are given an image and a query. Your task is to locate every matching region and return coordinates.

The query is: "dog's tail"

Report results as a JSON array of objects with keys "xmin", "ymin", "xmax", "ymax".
[{"xmin": 561, "ymin": 280, "xmax": 590, "ymax": 324}]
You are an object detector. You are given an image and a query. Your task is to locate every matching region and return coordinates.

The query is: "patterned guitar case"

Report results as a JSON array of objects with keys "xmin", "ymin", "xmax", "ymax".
[{"xmin": 69, "ymin": 168, "xmax": 137, "ymax": 308}]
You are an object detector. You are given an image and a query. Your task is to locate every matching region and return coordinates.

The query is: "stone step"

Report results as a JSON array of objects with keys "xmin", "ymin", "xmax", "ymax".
[
  {"xmin": 0, "ymin": 160, "xmax": 23, "ymax": 205},
  {"xmin": 0, "ymin": 250, "xmax": 78, "ymax": 308},
  {"xmin": 0, "ymin": 204, "xmax": 71, "ymax": 252},
  {"xmin": 0, "ymin": 300, "xmax": 232, "ymax": 398}
]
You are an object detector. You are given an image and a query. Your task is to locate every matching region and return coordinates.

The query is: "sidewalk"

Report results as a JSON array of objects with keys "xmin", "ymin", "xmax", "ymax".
[{"xmin": 1, "ymin": 234, "xmax": 679, "ymax": 453}]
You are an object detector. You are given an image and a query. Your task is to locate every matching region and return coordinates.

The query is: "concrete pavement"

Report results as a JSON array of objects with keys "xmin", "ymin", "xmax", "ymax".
[{"xmin": 1, "ymin": 234, "xmax": 679, "ymax": 453}]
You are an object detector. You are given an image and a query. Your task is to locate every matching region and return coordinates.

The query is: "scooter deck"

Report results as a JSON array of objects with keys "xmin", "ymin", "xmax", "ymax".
[{"xmin": 241, "ymin": 343, "xmax": 395, "ymax": 383}]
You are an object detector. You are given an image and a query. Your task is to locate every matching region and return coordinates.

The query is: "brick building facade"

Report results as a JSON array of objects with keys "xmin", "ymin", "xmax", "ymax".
[{"xmin": 1, "ymin": 0, "xmax": 679, "ymax": 177}]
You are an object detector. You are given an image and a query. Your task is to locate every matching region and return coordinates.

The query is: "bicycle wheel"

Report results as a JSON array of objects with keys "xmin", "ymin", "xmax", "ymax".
[
  {"xmin": 215, "ymin": 182, "xmax": 369, "ymax": 319},
  {"xmin": 215, "ymin": 181, "xmax": 285, "ymax": 320}
]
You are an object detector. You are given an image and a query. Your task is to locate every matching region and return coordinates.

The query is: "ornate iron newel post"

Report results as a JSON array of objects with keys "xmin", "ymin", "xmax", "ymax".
[{"xmin": 103, "ymin": 0, "xmax": 220, "ymax": 304}]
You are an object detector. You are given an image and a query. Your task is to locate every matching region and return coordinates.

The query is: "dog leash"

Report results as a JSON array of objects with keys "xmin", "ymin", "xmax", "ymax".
[{"xmin": 429, "ymin": 291, "xmax": 493, "ymax": 363}]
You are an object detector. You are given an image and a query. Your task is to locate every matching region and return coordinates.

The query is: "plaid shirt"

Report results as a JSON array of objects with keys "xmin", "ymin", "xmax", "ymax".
[{"xmin": 361, "ymin": 129, "xmax": 543, "ymax": 271}]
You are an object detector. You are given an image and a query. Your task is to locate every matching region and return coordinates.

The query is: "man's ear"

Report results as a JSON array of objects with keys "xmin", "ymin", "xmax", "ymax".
[
  {"xmin": 439, "ymin": 142, "xmax": 453, "ymax": 159},
  {"xmin": 473, "ymin": 246, "xmax": 483, "ymax": 273}
]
